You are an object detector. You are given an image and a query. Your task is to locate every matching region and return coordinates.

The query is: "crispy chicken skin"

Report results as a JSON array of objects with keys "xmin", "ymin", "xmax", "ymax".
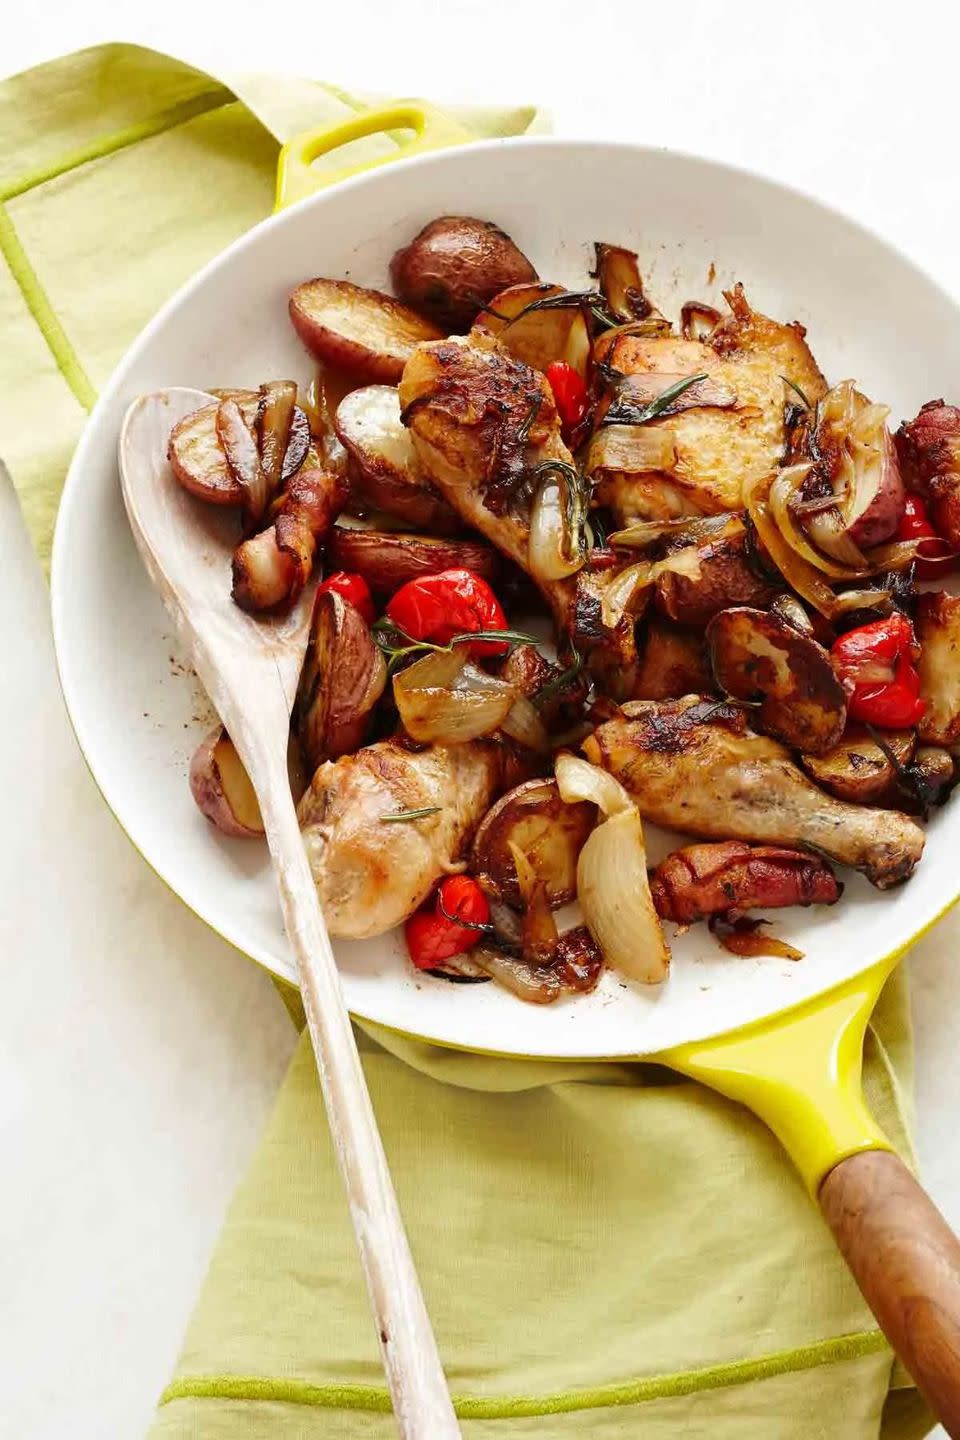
[
  {"xmin": 398, "ymin": 338, "xmax": 575, "ymax": 613},
  {"xmin": 650, "ymin": 841, "xmax": 841, "ymax": 924},
  {"xmin": 584, "ymin": 696, "xmax": 925, "ymax": 889},
  {"xmin": 593, "ymin": 286, "xmax": 827, "ymax": 525},
  {"xmin": 298, "ymin": 738, "xmax": 505, "ymax": 938}
]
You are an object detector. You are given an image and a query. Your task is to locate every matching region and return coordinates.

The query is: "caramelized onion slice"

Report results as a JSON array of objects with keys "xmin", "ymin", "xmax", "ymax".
[
  {"xmin": 576, "ymin": 806, "xmax": 670, "ymax": 984},
  {"xmin": 217, "ymin": 398, "xmax": 268, "ymax": 526}
]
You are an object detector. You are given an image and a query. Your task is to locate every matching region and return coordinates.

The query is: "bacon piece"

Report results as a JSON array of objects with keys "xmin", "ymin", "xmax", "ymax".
[
  {"xmin": 649, "ymin": 840, "xmax": 841, "ymax": 924},
  {"xmin": 232, "ymin": 449, "xmax": 349, "ymax": 612},
  {"xmin": 895, "ymin": 400, "xmax": 960, "ymax": 548}
]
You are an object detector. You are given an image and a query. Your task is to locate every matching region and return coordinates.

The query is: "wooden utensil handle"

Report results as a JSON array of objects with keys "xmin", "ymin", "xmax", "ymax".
[
  {"xmin": 820, "ymin": 1150, "xmax": 960, "ymax": 1436},
  {"xmin": 257, "ymin": 759, "xmax": 461, "ymax": 1439}
]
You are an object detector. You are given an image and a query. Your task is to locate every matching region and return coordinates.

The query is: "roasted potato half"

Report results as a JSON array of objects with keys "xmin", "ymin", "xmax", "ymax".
[
  {"xmin": 334, "ymin": 385, "xmax": 459, "ymax": 532},
  {"xmin": 390, "ymin": 216, "xmax": 537, "ymax": 332},
  {"xmin": 470, "ymin": 282, "xmax": 583, "ymax": 374},
  {"xmin": 801, "ymin": 728, "xmax": 915, "ymax": 805},
  {"xmin": 916, "ymin": 591, "xmax": 960, "ymax": 745},
  {"xmin": 296, "ymin": 590, "xmax": 387, "ymax": 771},
  {"xmin": 633, "ymin": 619, "xmax": 714, "ymax": 701},
  {"xmin": 190, "ymin": 728, "xmax": 306, "ymax": 836},
  {"xmin": 707, "ymin": 606, "xmax": 846, "ymax": 754},
  {"xmin": 328, "ymin": 527, "xmax": 498, "ymax": 594},
  {"xmin": 289, "ymin": 278, "xmax": 443, "ymax": 383},
  {"xmin": 472, "ymin": 778, "xmax": 596, "ymax": 908},
  {"xmin": 654, "ymin": 522, "xmax": 778, "ymax": 627}
]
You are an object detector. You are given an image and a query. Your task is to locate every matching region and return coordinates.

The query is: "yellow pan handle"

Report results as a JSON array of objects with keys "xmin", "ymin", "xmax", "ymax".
[
  {"xmin": 275, "ymin": 100, "xmax": 472, "ymax": 211},
  {"xmin": 660, "ymin": 954, "xmax": 899, "ymax": 1195}
]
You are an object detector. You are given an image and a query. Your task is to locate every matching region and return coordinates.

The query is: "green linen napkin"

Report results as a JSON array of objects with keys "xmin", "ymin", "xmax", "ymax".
[{"xmin": 0, "ymin": 43, "xmax": 932, "ymax": 1438}]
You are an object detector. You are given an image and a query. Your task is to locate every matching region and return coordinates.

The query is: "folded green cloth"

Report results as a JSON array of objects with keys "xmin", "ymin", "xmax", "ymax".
[{"xmin": 0, "ymin": 43, "xmax": 932, "ymax": 1438}]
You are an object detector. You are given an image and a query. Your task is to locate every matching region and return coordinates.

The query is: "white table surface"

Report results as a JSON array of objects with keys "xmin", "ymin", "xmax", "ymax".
[{"xmin": 3, "ymin": 6, "xmax": 960, "ymax": 1436}]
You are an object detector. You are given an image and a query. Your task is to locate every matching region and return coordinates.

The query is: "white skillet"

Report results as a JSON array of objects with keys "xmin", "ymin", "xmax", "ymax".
[{"xmin": 50, "ymin": 134, "xmax": 960, "ymax": 1427}]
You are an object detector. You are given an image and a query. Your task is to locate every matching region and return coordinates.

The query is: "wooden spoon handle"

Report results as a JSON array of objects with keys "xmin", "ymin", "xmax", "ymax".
[
  {"xmin": 820, "ymin": 1150, "xmax": 960, "ymax": 1436},
  {"xmin": 257, "ymin": 770, "xmax": 461, "ymax": 1439}
]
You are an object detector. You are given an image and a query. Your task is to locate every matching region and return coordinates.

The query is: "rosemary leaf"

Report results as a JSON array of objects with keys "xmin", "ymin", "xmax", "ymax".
[
  {"xmin": 380, "ymin": 806, "xmax": 443, "ymax": 824},
  {"xmin": 781, "ymin": 375, "xmax": 812, "ymax": 408},
  {"xmin": 601, "ymin": 371, "xmax": 709, "ymax": 428}
]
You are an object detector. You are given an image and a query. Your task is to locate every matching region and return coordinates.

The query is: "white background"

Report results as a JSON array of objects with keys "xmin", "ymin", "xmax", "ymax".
[{"xmin": 3, "ymin": 5, "xmax": 960, "ymax": 1436}]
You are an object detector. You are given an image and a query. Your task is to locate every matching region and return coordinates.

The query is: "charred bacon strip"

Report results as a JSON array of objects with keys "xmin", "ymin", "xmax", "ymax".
[
  {"xmin": 650, "ymin": 841, "xmax": 841, "ymax": 924},
  {"xmin": 896, "ymin": 400, "xmax": 960, "ymax": 549},
  {"xmin": 232, "ymin": 450, "xmax": 348, "ymax": 612}
]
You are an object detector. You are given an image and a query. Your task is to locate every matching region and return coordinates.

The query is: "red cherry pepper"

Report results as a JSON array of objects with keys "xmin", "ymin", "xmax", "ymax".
[
  {"xmin": 386, "ymin": 568, "xmax": 510, "ymax": 657},
  {"xmin": 546, "ymin": 361, "xmax": 589, "ymax": 439},
  {"xmin": 894, "ymin": 493, "xmax": 955, "ymax": 579},
  {"xmin": 830, "ymin": 614, "xmax": 926, "ymax": 728},
  {"xmin": 404, "ymin": 875, "xmax": 491, "ymax": 970},
  {"xmin": 316, "ymin": 570, "xmax": 375, "ymax": 624}
]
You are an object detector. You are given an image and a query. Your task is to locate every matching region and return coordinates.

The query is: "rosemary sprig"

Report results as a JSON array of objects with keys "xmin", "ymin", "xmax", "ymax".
[
  {"xmin": 480, "ymin": 288, "xmax": 619, "ymax": 334},
  {"xmin": 601, "ymin": 372, "xmax": 709, "ymax": 428},
  {"xmin": 447, "ymin": 628, "xmax": 540, "ymax": 647},
  {"xmin": 371, "ymin": 618, "xmax": 538, "ymax": 673},
  {"xmin": 380, "ymin": 806, "xmax": 443, "ymax": 824},
  {"xmin": 781, "ymin": 375, "xmax": 812, "ymax": 408}
]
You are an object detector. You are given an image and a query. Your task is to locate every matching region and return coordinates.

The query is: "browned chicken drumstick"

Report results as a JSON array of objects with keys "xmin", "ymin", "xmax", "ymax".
[
  {"xmin": 583, "ymin": 696, "xmax": 925, "ymax": 889},
  {"xmin": 297, "ymin": 737, "xmax": 510, "ymax": 938},
  {"xmin": 398, "ymin": 337, "xmax": 576, "ymax": 615}
]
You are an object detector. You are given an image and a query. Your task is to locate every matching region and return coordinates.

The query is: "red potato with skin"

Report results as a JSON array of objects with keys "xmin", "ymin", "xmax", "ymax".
[
  {"xmin": 289, "ymin": 278, "xmax": 443, "ymax": 383},
  {"xmin": 190, "ymin": 729, "xmax": 307, "ymax": 836},
  {"xmin": 390, "ymin": 216, "xmax": 538, "ymax": 332},
  {"xmin": 328, "ymin": 527, "xmax": 499, "ymax": 594}
]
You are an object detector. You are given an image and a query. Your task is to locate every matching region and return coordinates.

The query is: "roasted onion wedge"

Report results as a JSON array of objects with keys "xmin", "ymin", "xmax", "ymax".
[
  {"xmin": 290, "ymin": 278, "xmax": 443, "ymax": 383},
  {"xmin": 707, "ymin": 606, "xmax": 846, "ymax": 754},
  {"xmin": 472, "ymin": 778, "xmax": 595, "ymax": 908},
  {"xmin": 168, "ymin": 392, "xmax": 309, "ymax": 505}
]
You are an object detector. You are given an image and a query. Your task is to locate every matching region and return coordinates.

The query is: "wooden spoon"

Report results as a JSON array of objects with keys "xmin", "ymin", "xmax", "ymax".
[{"xmin": 119, "ymin": 388, "xmax": 461, "ymax": 1439}]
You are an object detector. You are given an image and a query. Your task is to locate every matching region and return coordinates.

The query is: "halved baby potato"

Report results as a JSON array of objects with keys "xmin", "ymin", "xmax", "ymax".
[
  {"xmin": 296, "ymin": 589, "xmax": 387, "ymax": 771},
  {"xmin": 289, "ymin": 278, "xmax": 443, "ymax": 383},
  {"xmin": 801, "ymin": 728, "xmax": 915, "ymax": 805},
  {"xmin": 470, "ymin": 282, "xmax": 584, "ymax": 374},
  {"xmin": 334, "ymin": 385, "xmax": 459, "ymax": 531},
  {"xmin": 707, "ymin": 605, "xmax": 846, "ymax": 754},
  {"xmin": 472, "ymin": 778, "xmax": 596, "ymax": 908},
  {"xmin": 167, "ymin": 392, "xmax": 310, "ymax": 505},
  {"xmin": 190, "ymin": 728, "xmax": 306, "ymax": 836},
  {"xmin": 328, "ymin": 527, "xmax": 499, "ymax": 594}
]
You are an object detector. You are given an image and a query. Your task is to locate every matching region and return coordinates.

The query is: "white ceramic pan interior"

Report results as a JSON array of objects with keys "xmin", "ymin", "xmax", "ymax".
[{"xmin": 51, "ymin": 139, "xmax": 960, "ymax": 1059}]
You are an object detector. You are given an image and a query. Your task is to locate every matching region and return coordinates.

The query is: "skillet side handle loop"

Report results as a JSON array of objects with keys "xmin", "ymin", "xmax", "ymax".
[
  {"xmin": 820, "ymin": 1151, "xmax": 960, "ymax": 1438},
  {"xmin": 275, "ymin": 100, "xmax": 471, "ymax": 210},
  {"xmin": 661, "ymin": 957, "xmax": 898, "ymax": 1196}
]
